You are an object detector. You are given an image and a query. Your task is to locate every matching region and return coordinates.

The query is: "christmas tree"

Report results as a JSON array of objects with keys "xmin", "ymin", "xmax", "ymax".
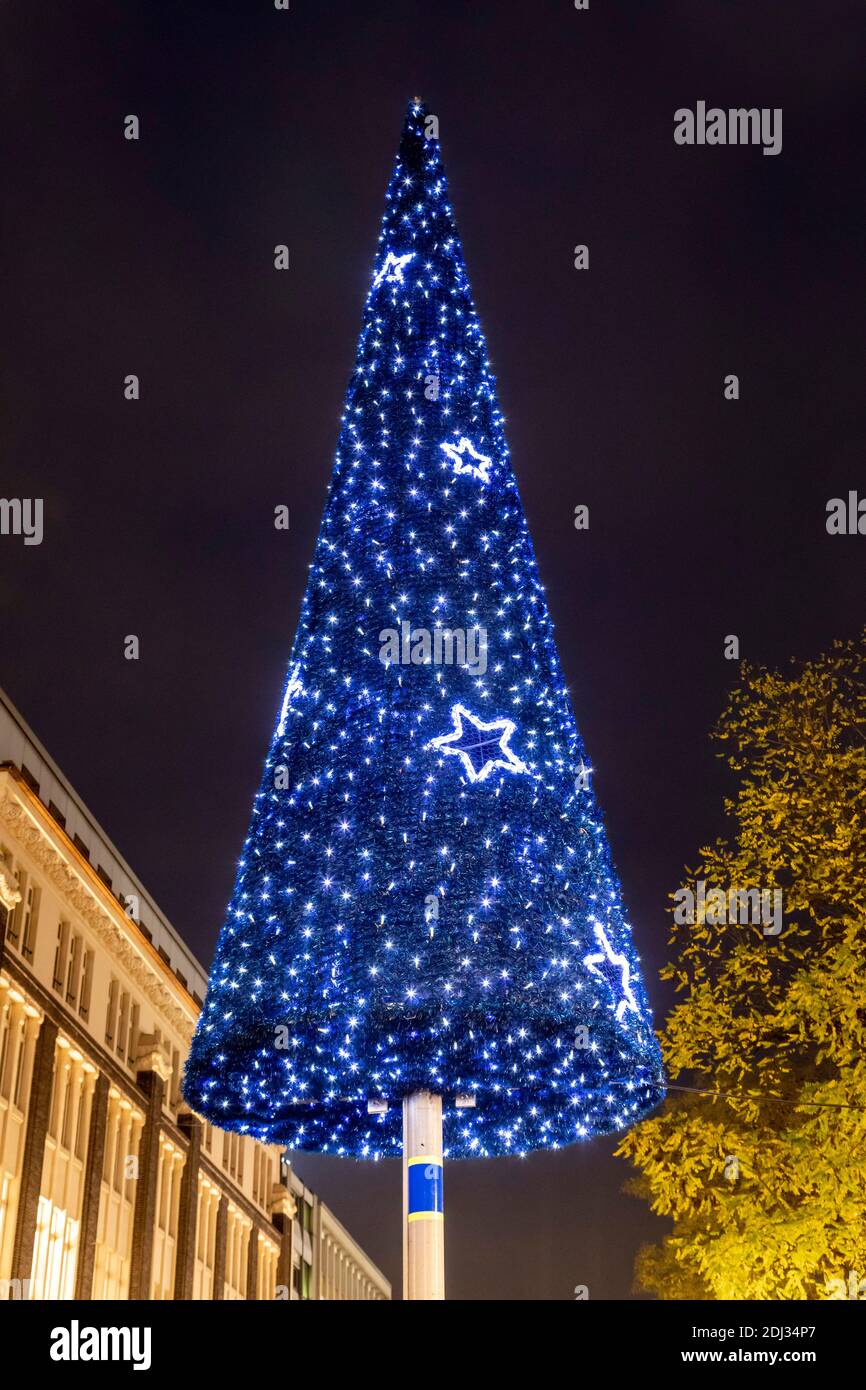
[{"xmin": 184, "ymin": 100, "xmax": 663, "ymax": 1165}]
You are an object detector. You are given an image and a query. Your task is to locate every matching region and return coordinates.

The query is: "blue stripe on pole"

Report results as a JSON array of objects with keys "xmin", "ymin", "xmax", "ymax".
[{"xmin": 407, "ymin": 1159, "xmax": 443, "ymax": 1216}]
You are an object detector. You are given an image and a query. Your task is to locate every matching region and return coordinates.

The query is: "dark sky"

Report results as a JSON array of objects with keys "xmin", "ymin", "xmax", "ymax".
[{"xmin": 4, "ymin": 0, "xmax": 866, "ymax": 1299}]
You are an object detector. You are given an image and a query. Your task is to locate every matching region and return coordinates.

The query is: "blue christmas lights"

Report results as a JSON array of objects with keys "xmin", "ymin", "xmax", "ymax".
[{"xmin": 184, "ymin": 100, "xmax": 664, "ymax": 1158}]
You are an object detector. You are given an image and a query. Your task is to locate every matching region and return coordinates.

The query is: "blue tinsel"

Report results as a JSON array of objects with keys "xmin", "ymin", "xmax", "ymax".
[{"xmin": 184, "ymin": 101, "xmax": 664, "ymax": 1158}]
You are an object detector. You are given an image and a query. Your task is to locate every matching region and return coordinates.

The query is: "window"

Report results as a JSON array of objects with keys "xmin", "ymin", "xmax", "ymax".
[
  {"xmin": 256, "ymin": 1234, "xmax": 278, "ymax": 1302},
  {"xmin": 170, "ymin": 1046, "xmax": 181, "ymax": 1110},
  {"xmin": 65, "ymin": 932, "xmax": 83, "ymax": 1007},
  {"xmin": 53, "ymin": 920, "xmax": 71, "ymax": 993},
  {"xmin": 59, "ymin": 930, "xmax": 91, "ymax": 1014},
  {"xmin": 113, "ymin": 1121, "xmax": 125, "ymax": 1192},
  {"xmin": 93, "ymin": 1090, "xmax": 142, "ymax": 1298},
  {"xmin": 79, "ymin": 949, "xmax": 94, "ymax": 1022},
  {"xmin": 223, "ymin": 1207, "xmax": 251, "ymax": 1300},
  {"xmin": 48, "ymin": 1049, "xmax": 92, "ymax": 1164},
  {"xmin": 0, "ymin": 1004, "xmax": 28, "ymax": 1109},
  {"xmin": 253, "ymin": 1146, "xmax": 271, "ymax": 1207},
  {"xmin": 30, "ymin": 1199, "xmax": 77, "ymax": 1300},
  {"xmin": 222, "ymin": 1131, "xmax": 244, "ymax": 1183},
  {"xmin": 193, "ymin": 1178, "xmax": 220, "ymax": 1299},
  {"xmin": 8, "ymin": 868, "xmax": 41, "ymax": 962},
  {"xmin": 151, "ymin": 1138, "xmax": 183, "ymax": 1299},
  {"xmin": 6, "ymin": 871, "xmax": 21, "ymax": 948},
  {"xmin": 13, "ymin": 1029, "xmax": 26, "ymax": 1108},
  {"xmin": 60, "ymin": 1069, "xmax": 73, "ymax": 1150},
  {"xmin": 117, "ymin": 990, "xmax": 129, "ymax": 1059},
  {"xmin": 127, "ymin": 1003, "xmax": 139, "ymax": 1066},
  {"xmin": 74, "ymin": 1084, "xmax": 87, "ymax": 1159},
  {"xmin": 105, "ymin": 978, "xmax": 119, "ymax": 1047},
  {"xmin": 104, "ymin": 979, "xmax": 138, "ymax": 1066},
  {"xmin": 20, "ymin": 881, "xmax": 40, "ymax": 961}
]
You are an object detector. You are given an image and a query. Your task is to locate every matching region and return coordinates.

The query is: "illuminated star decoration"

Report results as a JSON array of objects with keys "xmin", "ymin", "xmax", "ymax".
[
  {"xmin": 427, "ymin": 703, "xmax": 529, "ymax": 783},
  {"xmin": 373, "ymin": 250, "xmax": 416, "ymax": 289},
  {"xmin": 440, "ymin": 436, "xmax": 493, "ymax": 484},
  {"xmin": 583, "ymin": 923, "xmax": 640, "ymax": 1023},
  {"xmin": 276, "ymin": 663, "xmax": 304, "ymax": 736}
]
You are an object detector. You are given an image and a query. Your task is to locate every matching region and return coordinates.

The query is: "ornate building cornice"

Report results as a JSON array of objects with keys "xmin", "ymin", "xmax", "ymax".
[{"xmin": 0, "ymin": 777, "xmax": 196, "ymax": 1044}]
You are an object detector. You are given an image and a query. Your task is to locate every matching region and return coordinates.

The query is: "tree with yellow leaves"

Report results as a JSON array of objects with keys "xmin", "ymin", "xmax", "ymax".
[{"xmin": 618, "ymin": 632, "xmax": 866, "ymax": 1300}]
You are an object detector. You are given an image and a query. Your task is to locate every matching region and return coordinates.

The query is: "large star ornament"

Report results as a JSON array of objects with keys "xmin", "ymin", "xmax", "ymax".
[
  {"xmin": 427, "ymin": 704, "xmax": 529, "ymax": 783},
  {"xmin": 440, "ymin": 437, "xmax": 493, "ymax": 484},
  {"xmin": 583, "ymin": 923, "xmax": 640, "ymax": 1023}
]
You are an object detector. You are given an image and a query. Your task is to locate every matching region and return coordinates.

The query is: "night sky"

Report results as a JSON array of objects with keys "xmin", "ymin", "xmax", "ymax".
[{"xmin": 4, "ymin": 0, "xmax": 866, "ymax": 1299}]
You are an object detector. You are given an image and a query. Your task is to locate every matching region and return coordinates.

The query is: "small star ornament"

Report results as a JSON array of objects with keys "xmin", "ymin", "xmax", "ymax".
[
  {"xmin": 583, "ymin": 923, "xmax": 640, "ymax": 1022},
  {"xmin": 373, "ymin": 250, "xmax": 416, "ymax": 289},
  {"xmin": 427, "ymin": 703, "xmax": 529, "ymax": 783},
  {"xmin": 440, "ymin": 437, "xmax": 493, "ymax": 484}
]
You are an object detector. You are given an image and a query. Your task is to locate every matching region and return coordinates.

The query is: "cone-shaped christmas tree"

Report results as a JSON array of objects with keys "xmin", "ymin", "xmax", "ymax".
[{"xmin": 185, "ymin": 101, "xmax": 664, "ymax": 1171}]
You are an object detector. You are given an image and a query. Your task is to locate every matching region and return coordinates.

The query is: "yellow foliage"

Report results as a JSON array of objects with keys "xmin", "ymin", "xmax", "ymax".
[{"xmin": 618, "ymin": 632, "xmax": 866, "ymax": 1299}]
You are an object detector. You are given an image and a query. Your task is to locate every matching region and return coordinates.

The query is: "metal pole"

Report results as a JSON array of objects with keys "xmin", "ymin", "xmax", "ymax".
[{"xmin": 402, "ymin": 1090, "xmax": 444, "ymax": 1300}]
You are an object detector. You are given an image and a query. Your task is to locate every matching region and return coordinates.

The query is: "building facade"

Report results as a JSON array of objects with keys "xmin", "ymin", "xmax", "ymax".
[{"xmin": 0, "ymin": 687, "xmax": 389, "ymax": 1301}]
